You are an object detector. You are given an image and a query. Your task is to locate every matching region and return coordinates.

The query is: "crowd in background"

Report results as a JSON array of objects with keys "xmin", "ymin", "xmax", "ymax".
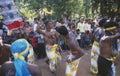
[{"xmin": 0, "ymin": 16, "xmax": 120, "ymax": 59}]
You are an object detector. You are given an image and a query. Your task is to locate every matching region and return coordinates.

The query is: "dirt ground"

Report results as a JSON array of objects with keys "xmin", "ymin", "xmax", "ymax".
[
  {"xmin": 35, "ymin": 49, "xmax": 120, "ymax": 76},
  {"xmin": 35, "ymin": 59, "xmax": 55, "ymax": 76},
  {"xmin": 0, "ymin": 49, "xmax": 120, "ymax": 76}
]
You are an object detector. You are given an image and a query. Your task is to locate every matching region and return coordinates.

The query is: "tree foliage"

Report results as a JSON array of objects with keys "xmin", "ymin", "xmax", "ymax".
[
  {"xmin": 91, "ymin": 0, "xmax": 120, "ymax": 19},
  {"xmin": 13, "ymin": 0, "xmax": 120, "ymax": 20}
]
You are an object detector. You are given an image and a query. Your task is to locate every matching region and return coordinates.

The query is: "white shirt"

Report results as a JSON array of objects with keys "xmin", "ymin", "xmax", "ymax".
[
  {"xmin": 76, "ymin": 33, "xmax": 81, "ymax": 40},
  {"xmin": 33, "ymin": 23, "xmax": 38, "ymax": 32}
]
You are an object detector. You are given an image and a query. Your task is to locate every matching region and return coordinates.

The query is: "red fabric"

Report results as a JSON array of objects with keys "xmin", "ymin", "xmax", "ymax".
[
  {"xmin": 6, "ymin": 21, "xmax": 23, "ymax": 30},
  {"xmin": 29, "ymin": 36, "xmax": 38, "ymax": 47}
]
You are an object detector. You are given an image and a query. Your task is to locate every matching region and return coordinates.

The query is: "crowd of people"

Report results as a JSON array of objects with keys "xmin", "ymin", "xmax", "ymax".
[{"xmin": 0, "ymin": 15, "xmax": 120, "ymax": 76}]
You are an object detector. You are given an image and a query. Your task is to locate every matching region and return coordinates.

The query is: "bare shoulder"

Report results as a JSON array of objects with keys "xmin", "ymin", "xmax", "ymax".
[
  {"xmin": 2, "ymin": 61, "xmax": 14, "ymax": 69},
  {"xmin": 100, "ymin": 35, "xmax": 112, "ymax": 47},
  {"xmin": 1, "ymin": 61, "xmax": 42, "ymax": 76},
  {"xmin": 28, "ymin": 63, "xmax": 42, "ymax": 76},
  {"xmin": 1, "ymin": 61, "xmax": 15, "ymax": 76},
  {"xmin": 51, "ymin": 29, "xmax": 59, "ymax": 36},
  {"xmin": 51, "ymin": 29, "xmax": 57, "ymax": 33},
  {"xmin": 100, "ymin": 35, "xmax": 110, "ymax": 42}
]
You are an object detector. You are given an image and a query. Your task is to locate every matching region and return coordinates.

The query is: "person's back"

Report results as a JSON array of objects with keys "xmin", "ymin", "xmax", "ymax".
[
  {"xmin": 55, "ymin": 26, "xmax": 84, "ymax": 62},
  {"xmin": 0, "ymin": 61, "xmax": 41, "ymax": 76},
  {"xmin": 67, "ymin": 31, "xmax": 84, "ymax": 56},
  {"xmin": 90, "ymin": 18, "xmax": 106, "ymax": 74},
  {"xmin": 1, "ymin": 39, "xmax": 41, "ymax": 76},
  {"xmin": 98, "ymin": 21, "xmax": 120, "ymax": 76},
  {"xmin": 55, "ymin": 25, "xmax": 84, "ymax": 76}
]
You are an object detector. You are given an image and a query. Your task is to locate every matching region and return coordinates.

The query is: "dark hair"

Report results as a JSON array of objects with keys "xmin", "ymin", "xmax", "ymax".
[
  {"xmin": 98, "ymin": 18, "xmax": 107, "ymax": 27},
  {"xmin": 24, "ymin": 22, "xmax": 30, "ymax": 27},
  {"xmin": 55, "ymin": 26, "xmax": 68, "ymax": 35},
  {"xmin": 34, "ymin": 18, "xmax": 38, "ymax": 21},
  {"xmin": 0, "ymin": 21, "xmax": 3, "ymax": 29},
  {"xmin": 44, "ymin": 20, "xmax": 50, "ymax": 25},
  {"xmin": 29, "ymin": 31, "xmax": 34, "ymax": 37},
  {"xmin": 76, "ymin": 29, "xmax": 80, "ymax": 32},
  {"xmin": 85, "ymin": 30, "xmax": 89, "ymax": 34},
  {"xmin": 103, "ymin": 21, "xmax": 119, "ymax": 29}
]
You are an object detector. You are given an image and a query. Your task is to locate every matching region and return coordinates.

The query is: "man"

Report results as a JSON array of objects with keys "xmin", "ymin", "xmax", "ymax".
[
  {"xmin": 55, "ymin": 25, "xmax": 84, "ymax": 62},
  {"xmin": 90, "ymin": 18, "xmax": 106, "ymax": 74},
  {"xmin": 37, "ymin": 20, "xmax": 61, "ymax": 72},
  {"xmin": 98, "ymin": 21, "xmax": 120, "ymax": 76},
  {"xmin": 77, "ymin": 18, "xmax": 85, "ymax": 34},
  {"xmin": 55, "ymin": 26, "xmax": 84, "ymax": 76},
  {"xmin": 33, "ymin": 18, "xmax": 39, "ymax": 32},
  {"xmin": 35, "ymin": 20, "xmax": 46, "ymax": 59},
  {"xmin": 0, "ymin": 39, "xmax": 41, "ymax": 76}
]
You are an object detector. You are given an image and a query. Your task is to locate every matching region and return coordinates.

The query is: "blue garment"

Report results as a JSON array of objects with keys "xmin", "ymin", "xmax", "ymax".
[
  {"xmin": 14, "ymin": 59, "xmax": 31, "ymax": 76},
  {"xmin": 10, "ymin": 39, "xmax": 31, "ymax": 76},
  {"xmin": 84, "ymin": 37, "xmax": 91, "ymax": 42}
]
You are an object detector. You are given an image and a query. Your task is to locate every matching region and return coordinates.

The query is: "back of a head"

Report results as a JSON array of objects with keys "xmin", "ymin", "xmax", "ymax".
[
  {"xmin": 24, "ymin": 22, "xmax": 30, "ymax": 27},
  {"xmin": 85, "ymin": 30, "xmax": 89, "ymax": 34},
  {"xmin": 103, "ymin": 20, "xmax": 119, "ymax": 31},
  {"xmin": 34, "ymin": 18, "xmax": 38, "ymax": 21},
  {"xmin": 10, "ymin": 39, "xmax": 31, "ymax": 76},
  {"xmin": 10, "ymin": 39, "xmax": 29, "ymax": 57},
  {"xmin": 55, "ymin": 26, "xmax": 68, "ymax": 35},
  {"xmin": 98, "ymin": 18, "xmax": 107, "ymax": 27},
  {"xmin": 44, "ymin": 20, "xmax": 50, "ymax": 25}
]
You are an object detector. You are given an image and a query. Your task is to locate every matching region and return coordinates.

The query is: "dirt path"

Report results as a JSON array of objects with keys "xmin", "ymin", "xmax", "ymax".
[
  {"xmin": 0, "ymin": 49, "xmax": 119, "ymax": 76},
  {"xmin": 35, "ymin": 59, "xmax": 55, "ymax": 76},
  {"xmin": 56, "ymin": 50, "xmax": 97, "ymax": 76},
  {"xmin": 36, "ymin": 49, "xmax": 120, "ymax": 76}
]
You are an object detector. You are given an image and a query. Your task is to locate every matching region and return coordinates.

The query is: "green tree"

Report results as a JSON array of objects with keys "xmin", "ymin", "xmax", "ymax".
[
  {"xmin": 91, "ymin": 0, "xmax": 120, "ymax": 19},
  {"xmin": 14, "ymin": 0, "xmax": 91, "ymax": 20}
]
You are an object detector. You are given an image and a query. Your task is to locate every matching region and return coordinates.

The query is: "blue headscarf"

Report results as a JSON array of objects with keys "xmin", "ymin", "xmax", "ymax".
[{"xmin": 10, "ymin": 39, "xmax": 31, "ymax": 76}]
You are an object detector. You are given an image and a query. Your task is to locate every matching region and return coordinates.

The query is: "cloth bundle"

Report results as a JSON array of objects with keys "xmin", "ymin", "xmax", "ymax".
[
  {"xmin": 27, "ymin": 44, "xmax": 35, "ymax": 64},
  {"xmin": 46, "ymin": 44, "xmax": 61, "ymax": 72},
  {"xmin": 66, "ymin": 53, "xmax": 80, "ymax": 76},
  {"xmin": 90, "ymin": 41, "xmax": 100, "ymax": 74},
  {"xmin": 0, "ymin": 0, "xmax": 23, "ymax": 30}
]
